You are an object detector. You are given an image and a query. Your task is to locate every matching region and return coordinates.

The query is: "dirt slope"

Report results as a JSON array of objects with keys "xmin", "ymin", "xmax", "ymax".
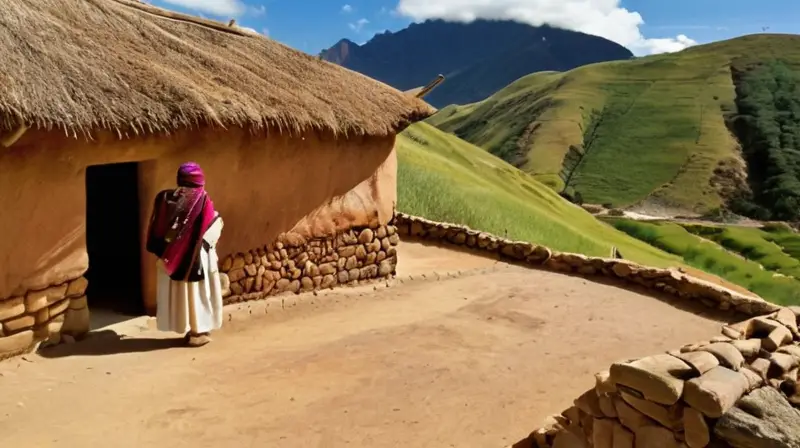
[{"xmin": 0, "ymin": 243, "xmax": 724, "ymax": 448}]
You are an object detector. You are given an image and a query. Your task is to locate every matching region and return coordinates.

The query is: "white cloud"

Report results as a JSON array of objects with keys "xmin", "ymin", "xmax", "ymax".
[
  {"xmin": 395, "ymin": 0, "xmax": 698, "ymax": 55},
  {"xmin": 342, "ymin": 4, "xmax": 353, "ymax": 13},
  {"xmin": 349, "ymin": 18, "xmax": 370, "ymax": 32},
  {"xmin": 160, "ymin": 0, "xmax": 246, "ymax": 17}
]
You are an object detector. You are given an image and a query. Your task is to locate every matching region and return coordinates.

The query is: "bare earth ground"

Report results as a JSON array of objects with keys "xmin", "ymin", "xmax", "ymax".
[{"xmin": 0, "ymin": 242, "xmax": 726, "ymax": 448}]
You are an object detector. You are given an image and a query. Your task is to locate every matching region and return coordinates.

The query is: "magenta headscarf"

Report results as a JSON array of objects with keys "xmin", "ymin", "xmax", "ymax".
[{"xmin": 150, "ymin": 162, "xmax": 217, "ymax": 278}]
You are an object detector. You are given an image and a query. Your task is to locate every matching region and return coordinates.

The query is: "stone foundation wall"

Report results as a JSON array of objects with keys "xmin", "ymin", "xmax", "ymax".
[
  {"xmin": 519, "ymin": 307, "xmax": 800, "ymax": 448},
  {"xmin": 0, "ymin": 276, "xmax": 91, "ymax": 359},
  {"xmin": 393, "ymin": 213, "xmax": 779, "ymax": 317},
  {"xmin": 218, "ymin": 223, "xmax": 400, "ymax": 304}
]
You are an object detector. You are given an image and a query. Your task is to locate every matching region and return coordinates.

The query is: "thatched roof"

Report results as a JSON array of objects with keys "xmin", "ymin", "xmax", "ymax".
[{"xmin": 0, "ymin": 0, "xmax": 434, "ymax": 139}]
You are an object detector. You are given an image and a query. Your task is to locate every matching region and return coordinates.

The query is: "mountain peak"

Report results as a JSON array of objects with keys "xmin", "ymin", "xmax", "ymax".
[
  {"xmin": 321, "ymin": 20, "xmax": 632, "ymax": 107},
  {"xmin": 320, "ymin": 38, "xmax": 359, "ymax": 64}
]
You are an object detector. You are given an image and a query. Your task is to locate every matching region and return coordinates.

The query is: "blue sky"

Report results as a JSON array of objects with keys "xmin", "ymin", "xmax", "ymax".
[{"xmin": 151, "ymin": 0, "xmax": 800, "ymax": 55}]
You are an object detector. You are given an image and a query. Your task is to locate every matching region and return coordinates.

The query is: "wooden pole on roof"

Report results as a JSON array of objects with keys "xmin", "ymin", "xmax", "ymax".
[{"xmin": 415, "ymin": 74, "xmax": 445, "ymax": 99}]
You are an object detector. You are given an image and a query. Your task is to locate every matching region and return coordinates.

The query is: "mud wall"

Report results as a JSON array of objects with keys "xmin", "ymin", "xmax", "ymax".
[
  {"xmin": 393, "ymin": 213, "xmax": 779, "ymax": 317},
  {"xmin": 517, "ymin": 308, "xmax": 800, "ymax": 448},
  {"xmin": 0, "ymin": 126, "xmax": 397, "ymax": 356}
]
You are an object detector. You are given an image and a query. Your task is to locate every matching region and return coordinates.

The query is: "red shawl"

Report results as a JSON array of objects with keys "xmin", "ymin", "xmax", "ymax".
[{"xmin": 146, "ymin": 162, "xmax": 217, "ymax": 280}]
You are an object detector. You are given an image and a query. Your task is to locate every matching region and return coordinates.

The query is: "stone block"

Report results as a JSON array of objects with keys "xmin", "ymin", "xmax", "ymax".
[
  {"xmin": 4, "ymin": 315, "xmax": 35, "ymax": 333},
  {"xmin": 25, "ymin": 284, "xmax": 68, "ymax": 312},
  {"xmin": 633, "ymin": 425, "xmax": 682, "ymax": 448},
  {"xmin": 228, "ymin": 268, "xmax": 246, "ymax": 283},
  {"xmin": 614, "ymin": 398, "xmax": 655, "ymax": 432},
  {"xmin": 682, "ymin": 407, "xmax": 710, "ymax": 448},
  {"xmin": 65, "ymin": 276, "xmax": 89, "ymax": 298},
  {"xmin": 358, "ymin": 228, "xmax": 374, "ymax": 244},
  {"xmin": 49, "ymin": 298, "xmax": 70, "ymax": 317},
  {"xmin": 683, "ymin": 366, "xmax": 749, "ymax": 418},
  {"xmin": 730, "ymin": 338, "xmax": 761, "ymax": 359},
  {"xmin": 0, "ymin": 330, "xmax": 34, "ymax": 355},
  {"xmin": 593, "ymin": 418, "xmax": 614, "ymax": 448},
  {"xmin": 610, "ymin": 354, "xmax": 692, "ymax": 405},
  {"xmin": 35, "ymin": 307, "xmax": 49, "ymax": 325},
  {"xmin": 612, "ymin": 422, "xmax": 634, "ymax": 448},
  {"xmin": 671, "ymin": 350, "xmax": 719, "ymax": 376},
  {"xmin": 699, "ymin": 342, "xmax": 745, "ymax": 371},
  {"xmin": 69, "ymin": 295, "xmax": 88, "ymax": 310},
  {"xmin": 575, "ymin": 389, "xmax": 604, "ymax": 417},
  {"xmin": 620, "ymin": 392, "xmax": 683, "ymax": 431},
  {"xmin": 762, "ymin": 326, "xmax": 792, "ymax": 352},
  {"xmin": 0, "ymin": 296, "xmax": 25, "ymax": 321},
  {"xmin": 598, "ymin": 394, "xmax": 618, "ymax": 418}
]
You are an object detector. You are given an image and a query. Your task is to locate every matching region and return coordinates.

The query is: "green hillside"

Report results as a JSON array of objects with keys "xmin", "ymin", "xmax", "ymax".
[
  {"xmin": 396, "ymin": 122, "xmax": 683, "ymax": 268},
  {"xmin": 603, "ymin": 219, "xmax": 800, "ymax": 305},
  {"xmin": 428, "ymin": 34, "xmax": 800, "ymax": 217}
]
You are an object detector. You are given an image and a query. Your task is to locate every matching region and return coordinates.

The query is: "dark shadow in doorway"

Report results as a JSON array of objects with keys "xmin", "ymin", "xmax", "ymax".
[{"xmin": 84, "ymin": 162, "xmax": 145, "ymax": 319}]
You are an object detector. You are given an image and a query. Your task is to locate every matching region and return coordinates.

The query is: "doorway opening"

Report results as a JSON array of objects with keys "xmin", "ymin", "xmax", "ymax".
[{"xmin": 85, "ymin": 162, "xmax": 145, "ymax": 319}]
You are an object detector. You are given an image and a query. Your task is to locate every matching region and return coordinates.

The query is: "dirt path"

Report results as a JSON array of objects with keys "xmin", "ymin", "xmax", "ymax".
[{"xmin": 0, "ymin": 243, "xmax": 726, "ymax": 448}]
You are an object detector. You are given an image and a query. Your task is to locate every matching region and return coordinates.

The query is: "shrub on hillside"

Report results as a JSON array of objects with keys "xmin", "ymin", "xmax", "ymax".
[
  {"xmin": 729, "ymin": 60, "xmax": 800, "ymax": 222},
  {"xmin": 762, "ymin": 221, "xmax": 795, "ymax": 233}
]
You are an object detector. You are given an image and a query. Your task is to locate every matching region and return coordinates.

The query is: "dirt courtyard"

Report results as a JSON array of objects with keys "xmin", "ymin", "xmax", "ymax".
[{"xmin": 0, "ymin": 243, "xmax": 726, "ymax": 447}]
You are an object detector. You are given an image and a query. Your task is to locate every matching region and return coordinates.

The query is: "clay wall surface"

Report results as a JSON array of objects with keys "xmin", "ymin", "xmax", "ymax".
[
  {"xmin": 0, "ymin": 126, "xmax": 396, "ymax": 356},
  {"xmin": 515, "ymin": 309, "xmax": 800, "ymax": 448},
  {"xmin": 393, "ymin": 213, "xmax": 780, "ymax": 317}
]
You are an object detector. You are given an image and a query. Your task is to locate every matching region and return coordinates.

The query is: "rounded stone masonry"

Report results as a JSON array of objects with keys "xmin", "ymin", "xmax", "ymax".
[
  {"xmin": 218, "ymin": 223, "xmax": 399, "ymax": 305},
  {"xmin": 0, "ymin": 275, "xmax": 90, "ymax": 359},
  {"xmin": 393, "ymin": 212, "xmax": 779, "ymax": 318},
  {"xmin": 516, "ymin": 307, "xmax": 800, "ymax": 448}
]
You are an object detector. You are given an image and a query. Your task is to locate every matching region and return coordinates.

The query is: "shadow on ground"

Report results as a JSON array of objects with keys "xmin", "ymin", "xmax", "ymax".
[{"xmin": 38, "ymin": 330, "xmax": 186, "ymax": 358}]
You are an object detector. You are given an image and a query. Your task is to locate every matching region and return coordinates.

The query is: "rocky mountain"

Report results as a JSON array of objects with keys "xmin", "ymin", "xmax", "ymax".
[{"xmin": 320, "ymin": 19, "xmax": 634, "ymax": 108}]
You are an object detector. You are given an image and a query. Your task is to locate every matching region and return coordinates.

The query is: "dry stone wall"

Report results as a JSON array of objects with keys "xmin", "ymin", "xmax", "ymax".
[
  {"xmin": 519, "ymin": 307, "xmax": 800, "ymax": 448},
  {"xmin": 0, "ymin": 276, "xmax": 91, "ymax": 359},
  {"xmin": 218, "ymin": 223, "xmax": 400, "ymax": 304},
  {"xmin": 393, "ymin": 213, "xmax": 779, "ymax": 317}
]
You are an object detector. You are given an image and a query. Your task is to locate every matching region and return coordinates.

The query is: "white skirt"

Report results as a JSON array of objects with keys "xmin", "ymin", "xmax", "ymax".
[{"xmin": 156, "ymin": 217, "xmax": 224, "ymax": 334}]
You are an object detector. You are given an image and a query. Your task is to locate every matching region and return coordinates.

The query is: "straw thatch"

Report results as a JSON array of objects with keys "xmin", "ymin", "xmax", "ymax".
[{"xmin": 0, "ymin": 0, "xmax": 434, "ymax": 138}]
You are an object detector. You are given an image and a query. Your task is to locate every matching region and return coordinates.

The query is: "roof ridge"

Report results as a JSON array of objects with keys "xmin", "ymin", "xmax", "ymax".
[{"xmin": 109, "ymin": 0, "xmax": 252, "ymax": 38}]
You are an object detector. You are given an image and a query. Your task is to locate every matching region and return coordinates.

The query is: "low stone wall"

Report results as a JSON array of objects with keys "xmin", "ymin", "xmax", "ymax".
[
  {"xmin": 393, "ymin": 213, "xmax": 779, "ymax": 317},
  {"xmin": 218, "ymin": 223, "xmax": 400, "ymax": 304},
  {"xmin": 0, "ymin": 276, "xmax": 91, "ymax": 359},
  {"xmin": 520, "ymin": 308, "xmax": 800, "ymax": 447}
]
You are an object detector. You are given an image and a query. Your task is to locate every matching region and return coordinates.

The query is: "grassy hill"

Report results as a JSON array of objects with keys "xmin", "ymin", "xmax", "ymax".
[
  {"xmin": 603, "ymin": 219, "xmax": 800, "ymax": 305},
  {"xmin": 428, "ymin": 34, "xmax": 800, "ymax": 218},
  {"xmin": 396, "ymin": 122, "xmax": 800, "ymax": 304},
  {"xmin": 396, "ymin": 122, "xmax": 685, "ymax": 267}
]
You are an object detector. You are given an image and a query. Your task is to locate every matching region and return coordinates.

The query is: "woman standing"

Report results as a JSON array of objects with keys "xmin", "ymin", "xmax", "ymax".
[{"xmin": 145, "ymin": 162, "xmax": 224, "ymax": 347}]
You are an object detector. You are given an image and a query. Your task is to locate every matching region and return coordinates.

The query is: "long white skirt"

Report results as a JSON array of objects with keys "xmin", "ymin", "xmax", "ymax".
[{"xmin": 156, "ymin": 217, "xmax": 224, "ymax": 334}]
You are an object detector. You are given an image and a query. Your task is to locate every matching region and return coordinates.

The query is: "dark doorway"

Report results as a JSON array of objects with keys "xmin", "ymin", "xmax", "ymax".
[{"xmin": 85, "ymin": 162, "xmax": 145, "ymax": 316}]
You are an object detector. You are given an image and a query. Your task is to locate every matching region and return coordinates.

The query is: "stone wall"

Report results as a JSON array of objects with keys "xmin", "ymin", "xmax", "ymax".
[
  {"xmin": 0, "ymin": 276, "xmax": 91, "ymax": 359},
  {"xmin": 393, "ymin": 213, "xmax": 779, "ymax": 317},
  {"xmin": 519, "ymin": 307, "xmax": 800, "ymax": 448},
  {"xmin": 219, "ymin": 223, "xmax": 400, "ymax": 304}
]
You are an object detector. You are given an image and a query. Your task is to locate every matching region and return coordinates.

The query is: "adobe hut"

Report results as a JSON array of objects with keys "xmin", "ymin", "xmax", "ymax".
[{"xmin": 0, "ymin": 0, "xmax": 432, "ymax": 358}]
